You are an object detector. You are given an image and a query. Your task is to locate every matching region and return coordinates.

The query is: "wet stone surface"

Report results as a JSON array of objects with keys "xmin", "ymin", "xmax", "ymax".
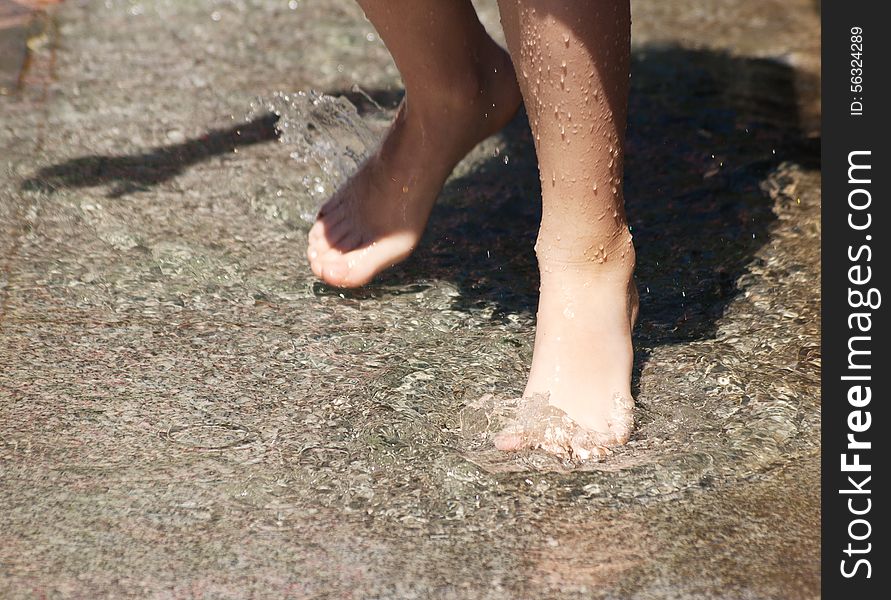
[{"xmin": 1, "ymin": 0, "xmax": 820, "ymax": 598}]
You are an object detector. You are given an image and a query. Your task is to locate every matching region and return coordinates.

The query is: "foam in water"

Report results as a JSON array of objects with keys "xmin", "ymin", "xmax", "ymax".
[{"xmin": 460, "ymin": 392, "xmax": 635, "ymax": 466}]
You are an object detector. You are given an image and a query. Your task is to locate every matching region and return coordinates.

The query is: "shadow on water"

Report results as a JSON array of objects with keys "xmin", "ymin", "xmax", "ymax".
[
  {"xmin": 20, "ymin": 113, "xmax": 280, "ymax": 197},
  {"xmin": 21, "ymin": 46, "xmax": 818, "ymax": 358},
  {"xmin": 374, "ymin": 45, "xmax": 818, "ymax": 352}
]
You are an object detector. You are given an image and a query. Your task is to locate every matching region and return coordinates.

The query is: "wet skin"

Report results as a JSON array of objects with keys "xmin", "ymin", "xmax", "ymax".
[{"xmin": 308, "ymin": 0, "xmax": 635, "ymax": 459}]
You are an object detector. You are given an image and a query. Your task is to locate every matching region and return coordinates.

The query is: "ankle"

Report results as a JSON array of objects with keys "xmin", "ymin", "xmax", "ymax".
[
  {"xmin": 404, "ymin": 44, "xmax": 516, "ymax": 123},
  {"xmin": 536, "ymin": 235, "xmax": 636, "ymax": 280}
]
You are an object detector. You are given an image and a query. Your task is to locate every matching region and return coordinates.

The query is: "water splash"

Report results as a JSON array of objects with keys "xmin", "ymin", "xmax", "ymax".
[
  {"xmin": 248, "ymin": 90, "xmax": 379, "ymax": 221},
  {"xmin": 459, "ymin": 393, "xmax": 637, "ymax": 471}
]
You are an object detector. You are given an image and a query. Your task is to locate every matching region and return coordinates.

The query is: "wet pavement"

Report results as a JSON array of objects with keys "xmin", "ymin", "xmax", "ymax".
[{"xmin": 1, "ymin": 0, "xmax": 821, "ymax": 598}]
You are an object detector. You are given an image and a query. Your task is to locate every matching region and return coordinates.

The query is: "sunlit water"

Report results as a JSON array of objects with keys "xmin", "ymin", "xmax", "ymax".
[
  {"xmin": 1, "ymin": 0, "xmax": 820, "ymax": 595},
  {"xmin": 238, "ymin": 55, "xmax": 819, "ymax": 501}
]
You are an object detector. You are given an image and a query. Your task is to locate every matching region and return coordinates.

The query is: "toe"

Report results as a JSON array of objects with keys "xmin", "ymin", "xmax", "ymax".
[
  {"xmin": 317, "ymin": 245, "xmax": 378, "ymax": 288},
  {"xmin": 491, "ymin": 394, "xmax": 632, "ymax": 462},
  {"xmin": 322, "ymin": 218, "xmax": 355, "ymax": 250},
  {"xmin": 308, "ymin": 250, "xmax": 324, "ymax": 279},
  {"xmin": 333, "ymin": 252, "xmax": 379, "ymax": 287},
  {"xmin": 309, "ymin": 200, "xmax": 353, "ymax": 245},
  {"xmin": 570, "ymin": 431, "xmax": 610, "ymax": 461},
  {"xmin": 607, "ymin": 395, "xmax": 635, "ymax": 445},
  {"xmin": 318, "ymin": 253, "xmax": 350, "ymax": 286},
  {"xmin": 308, "ymin": 215, "xmax": 344, "ymax": 255},
  {"xmin": 317, "ymin": 191, "xmax": 346, "ymax": 219},
  {"xmin": 307, "ymin": 234, "xmax": 323, "ymax": 264},
  {"xmin": 333, "ymin": 237, "xmax": 412, "ymax": 288},
  {"xmin": 493, "ymin": 429, "xmax": 529, "ymax": 451},
  {"xmin": 308, "ymin": 220, "xmax": 325, "ymax": 247},
  {"xmin": 335, "ymin": 229, "xmax": 365, "ymax": 256}
]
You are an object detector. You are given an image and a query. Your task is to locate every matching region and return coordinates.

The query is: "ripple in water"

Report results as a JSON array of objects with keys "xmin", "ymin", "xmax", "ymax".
[
  {"xmin": 457, "ymin": 344, "xmax": 803, "ymax": 497},
  {"xmin": 240, "ymin": 70, "xmax": 816, "ymax": 507}
]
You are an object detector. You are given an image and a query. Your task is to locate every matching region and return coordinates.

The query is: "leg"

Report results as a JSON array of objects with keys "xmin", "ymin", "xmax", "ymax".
[
  {"xmin": 494, "ymin": 0, "xmax": 636, "ymax": 458},
  {"xmin": 307, "ymin": 0, "xmax": 522, "ymax": 287}
]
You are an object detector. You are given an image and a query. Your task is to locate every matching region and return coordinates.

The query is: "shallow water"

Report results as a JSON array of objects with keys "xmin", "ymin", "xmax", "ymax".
[
  {"xmin": 0, "ymin": 0, "xmax": 821, "ymax": 597},
  {"xmin": 242, "ymin": 50, "xmax": 819, "ymax": 492}
]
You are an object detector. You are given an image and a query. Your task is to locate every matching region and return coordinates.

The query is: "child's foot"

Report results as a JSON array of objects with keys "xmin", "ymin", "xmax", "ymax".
[
  {"xmin": 307, "ymin": 48, "xmax": 521, "ymax": 288},
  {"xmin": 495, "ymin": 251, "xmax": 638, "ymax": 461}
]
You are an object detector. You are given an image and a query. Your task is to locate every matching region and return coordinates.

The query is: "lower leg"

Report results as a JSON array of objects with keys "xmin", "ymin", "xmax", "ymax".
[
  {"xmin": 307, "ymin": 0, "xmax": 521, "ymax": 287},
  {"xmin": 495, "ymin": 0, "xmax": 636, "ymax": 457}
]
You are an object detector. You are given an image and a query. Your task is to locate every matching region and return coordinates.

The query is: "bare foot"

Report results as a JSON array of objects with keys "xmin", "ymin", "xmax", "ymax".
[
  {"xmin": 307, "ymin": 47, "xmax": 521, "ymax": 288},
  {"xmin": 495, "ymin": 249, "xmax": 638, "ymax": 461}
]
